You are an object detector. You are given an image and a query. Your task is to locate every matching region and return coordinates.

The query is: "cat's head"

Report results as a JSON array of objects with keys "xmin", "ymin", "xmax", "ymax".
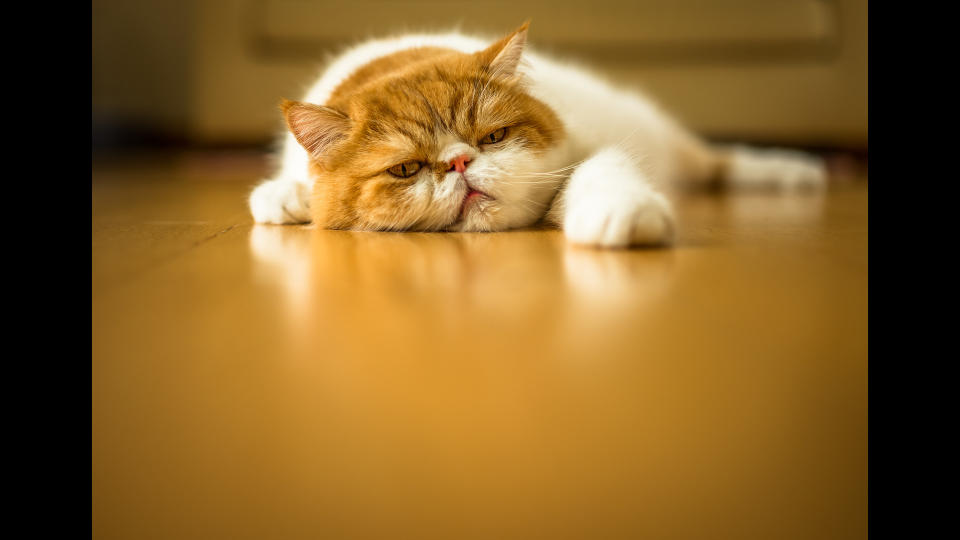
[{"xmin": 282, "ymin": 22, "xmax": 566, "ymax": 232}]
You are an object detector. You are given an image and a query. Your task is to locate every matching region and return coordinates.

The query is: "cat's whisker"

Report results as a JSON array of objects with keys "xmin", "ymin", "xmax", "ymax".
[{"xmin": 508, "ymin": 172, "xmax": 570, "ymax": 178}]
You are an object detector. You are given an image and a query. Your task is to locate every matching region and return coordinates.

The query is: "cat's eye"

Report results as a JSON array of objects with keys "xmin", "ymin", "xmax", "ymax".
[
  {"xmin": 387, "ymin": 160, "xmax": 422, "ymax": 178},
  {"xmin": 480, "ymin": 127, "xmax": 507, "ymax": 145}
]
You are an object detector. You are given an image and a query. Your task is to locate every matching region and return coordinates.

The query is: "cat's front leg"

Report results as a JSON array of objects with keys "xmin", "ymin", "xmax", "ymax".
[
  {"xmin": 550, "ymin": 148, "xmax": 675, "ymax": 247},
  {"xmin": 248, "ymin": 177, "xmax": 312, "ymax": 224}
]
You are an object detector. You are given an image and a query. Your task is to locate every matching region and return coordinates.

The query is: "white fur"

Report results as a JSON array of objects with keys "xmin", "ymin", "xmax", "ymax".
[
  {"xmin": 562, "ymin": 148, "xmax": 674, "ymax": 247},
  {"xmin": 250, "ymin": 30, "xmax": 825, "ymax": 246},
  {"xmin": 249, "ymin": 178, "xmax": 311, "ymax": 224},
  {"xmin": 723, "ymin": 145, "xmax": 827, "ymax": 191}
]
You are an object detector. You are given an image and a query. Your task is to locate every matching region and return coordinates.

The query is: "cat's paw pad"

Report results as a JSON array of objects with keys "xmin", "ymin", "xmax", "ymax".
[
  {"xmin": 727, "ymin": 148, "xmax": 827, "ymax": 192},
  {"xmin": 564, "ymin": 190, "xmax": 675, "ymax": 247},
  {"xmin": 249, "ymin": 179, "xmax": 311, "ymax": 224}
]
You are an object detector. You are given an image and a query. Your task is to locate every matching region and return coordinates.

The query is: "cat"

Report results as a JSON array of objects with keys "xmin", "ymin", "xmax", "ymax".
[{"xmin": 249, "ymin": 22, "xmax": 825, "ymax": 247}]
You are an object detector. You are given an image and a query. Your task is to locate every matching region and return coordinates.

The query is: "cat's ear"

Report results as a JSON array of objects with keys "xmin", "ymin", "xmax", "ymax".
[
  {"xmin": 281, "ymin": 99, "xmax": 351, "ymax": 161},
  {"xmin": 479, "ymin": 21, "xmax": 530, "ymax": 79}
]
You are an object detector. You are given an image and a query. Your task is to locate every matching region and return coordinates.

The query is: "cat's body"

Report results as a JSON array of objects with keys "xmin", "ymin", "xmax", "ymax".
[{"xmin": 250, "ymin": 24, "xmax": 825, "ymax": 247}]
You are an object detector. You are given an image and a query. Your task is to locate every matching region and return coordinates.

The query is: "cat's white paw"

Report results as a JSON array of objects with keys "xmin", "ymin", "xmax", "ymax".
[
  {"xmin": 564, "ymin": 189, "xmax": 675, "ymax": 247},
  {"xmin": 726, "ymin": 147, "xmax": 827, "ymax": 191},
  {"xmin": 249, "ymin": 178, "xmax": 312, "ymax": 224}
]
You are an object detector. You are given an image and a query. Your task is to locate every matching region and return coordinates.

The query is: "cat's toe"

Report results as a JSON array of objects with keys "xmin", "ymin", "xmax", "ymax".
[
  {"xmin": 565, "ymin": 192, "xmax": 674, "ymax": 248},
  {"xmin": 249, "ymin": 180, "xmax": 311, "ymax": 224}
]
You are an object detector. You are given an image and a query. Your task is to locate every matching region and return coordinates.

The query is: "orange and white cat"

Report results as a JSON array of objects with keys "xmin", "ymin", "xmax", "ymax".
[{"xmin": 250, "ymin": 22, "xmax": 825, "ymax": 247}]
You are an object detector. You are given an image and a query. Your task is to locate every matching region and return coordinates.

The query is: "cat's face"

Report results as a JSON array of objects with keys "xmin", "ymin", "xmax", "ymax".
[{"xmin": 284, "ymin": 24, "xmax": 566, "ymax": 232}]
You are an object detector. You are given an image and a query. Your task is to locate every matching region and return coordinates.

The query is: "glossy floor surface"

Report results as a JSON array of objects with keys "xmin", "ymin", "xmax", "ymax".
[{"xmin": 93, "ymin": 151, "xmax": 867, "ymax": 540}]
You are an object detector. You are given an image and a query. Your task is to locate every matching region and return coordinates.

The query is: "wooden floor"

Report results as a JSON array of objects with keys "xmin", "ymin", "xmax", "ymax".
[{"xmin": 93, "ymin": 150, "xmax": 868, "ymax": 540}]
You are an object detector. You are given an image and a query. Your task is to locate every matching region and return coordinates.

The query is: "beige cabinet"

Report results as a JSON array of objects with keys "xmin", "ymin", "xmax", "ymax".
[{"xmin": 111, "ymin": 0, "xmax": 868, "ymax": 147}]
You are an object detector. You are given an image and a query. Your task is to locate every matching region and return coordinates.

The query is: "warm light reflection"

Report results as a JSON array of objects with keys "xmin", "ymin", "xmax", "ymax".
[
  {"xmin": 94, "ymin": 185, "xmax": 865, "ymax": 540},
  {"xmin": 249, "ymin": 224, "xmax": 678, "ymax": 364},
  {"xmin": 237, "ymin": 191, "xmax": 864, "ymax": 540},
  {"xmin": 724, "ymin": 190, "xmax": 827, "ymax": 226}
]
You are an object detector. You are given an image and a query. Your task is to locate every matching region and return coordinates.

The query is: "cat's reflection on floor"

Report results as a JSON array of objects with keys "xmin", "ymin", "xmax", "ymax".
[{"xmin": 249, "ymin": 225, "xmax": 675, "ymax": 353}]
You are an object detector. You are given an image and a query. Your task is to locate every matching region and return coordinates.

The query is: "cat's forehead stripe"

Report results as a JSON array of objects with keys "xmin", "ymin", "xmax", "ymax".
[{"xmin": 358, "ymin": 73, "xmax": 490, "ymax": 136}]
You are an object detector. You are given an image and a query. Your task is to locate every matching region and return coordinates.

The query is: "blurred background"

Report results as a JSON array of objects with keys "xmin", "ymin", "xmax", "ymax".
[{"xmin": 92, "ymin": 0, "xmax": 867, "ymax": 157}]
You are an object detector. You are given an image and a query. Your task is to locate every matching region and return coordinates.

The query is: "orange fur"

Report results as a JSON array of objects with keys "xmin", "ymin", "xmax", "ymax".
[{"xmin": 282, "ymin": 24, "xmax": 564, "ymax": 231}]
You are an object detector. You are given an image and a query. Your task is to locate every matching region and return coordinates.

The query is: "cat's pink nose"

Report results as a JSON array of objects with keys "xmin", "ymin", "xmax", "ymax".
[{"xmin": 449, "ymin": 154, "xmax": 472, "ymax": 173}]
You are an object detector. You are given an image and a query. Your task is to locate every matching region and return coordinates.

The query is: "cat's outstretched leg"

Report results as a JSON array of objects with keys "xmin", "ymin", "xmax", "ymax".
[
  {"xmin": 670, "ymin": 130, "xmax": 827, "ymax": 192},
  {"xmin": 248, "ymin": 176, "xmax": 312, "ymax": 224},
  {"xmin": 547, "ymin": 147, "xmax": 675, "ymax": 248},
  {"xmin": 718, "ymin": 145, "xmax": 827, "ymax": 191}
]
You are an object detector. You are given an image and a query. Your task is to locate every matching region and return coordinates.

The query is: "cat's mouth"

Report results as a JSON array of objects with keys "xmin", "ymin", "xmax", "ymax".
[{"xmin": 458, "ymin": 187, "xmax": 491, "ymax": 219}]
